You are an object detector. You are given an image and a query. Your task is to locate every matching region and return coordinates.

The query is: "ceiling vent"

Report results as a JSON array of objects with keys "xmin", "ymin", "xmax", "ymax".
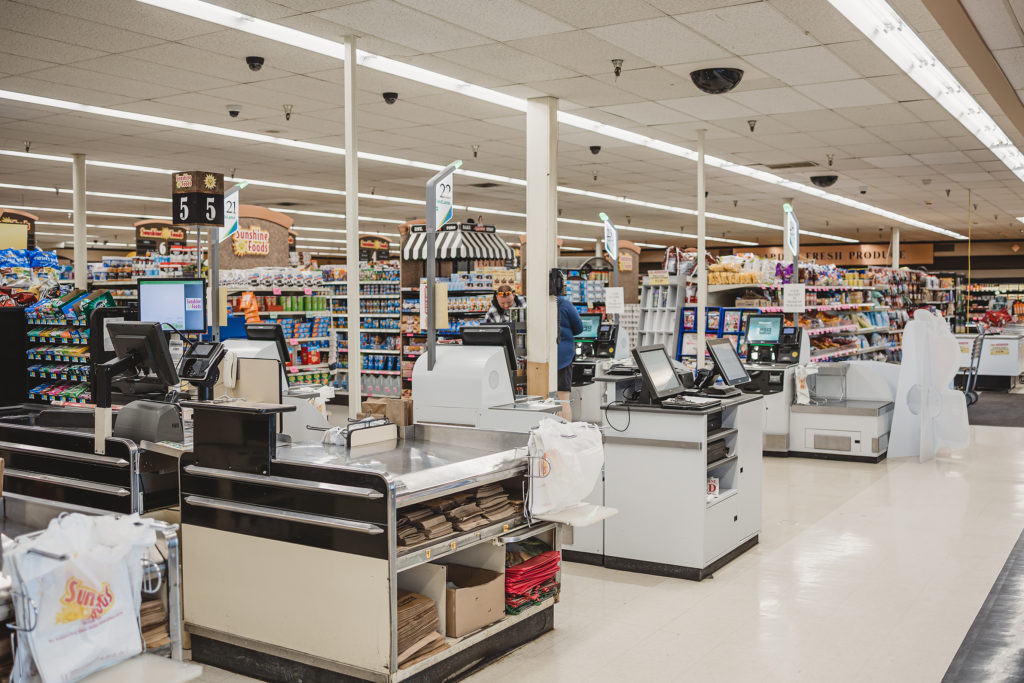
[
  {"xmin": 471, "ymin": 182, "xmax": 500, "ymax": 188},
  {"xmin": 763, "ymin": 161, "xmax": 819, "ymax": 170}
]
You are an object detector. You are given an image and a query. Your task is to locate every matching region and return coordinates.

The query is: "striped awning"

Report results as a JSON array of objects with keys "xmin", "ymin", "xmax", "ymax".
[{"xmin": 402, "ymin": 224, "xmax": 513, "ymax": 261}]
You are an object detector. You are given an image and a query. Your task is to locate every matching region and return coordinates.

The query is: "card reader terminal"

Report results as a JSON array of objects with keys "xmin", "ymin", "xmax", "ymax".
[{"xmin": 179, "ymin": 342, "xmax": 225, "ymax": 384}]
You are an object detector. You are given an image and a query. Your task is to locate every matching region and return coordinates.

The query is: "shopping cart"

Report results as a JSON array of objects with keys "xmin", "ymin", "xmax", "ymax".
[{"xmin": 958, "ymin": 322, "xmax": 988, "ymax": 406}]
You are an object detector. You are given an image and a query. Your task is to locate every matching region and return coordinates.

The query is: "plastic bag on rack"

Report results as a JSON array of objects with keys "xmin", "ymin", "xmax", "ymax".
[
  {"xmin": 527, "ymin": 419, "xmax": 604, "ymax": 516},
  {"xmin": 7, "ymin": 514, "xmax": 156, "ymax": 683}
]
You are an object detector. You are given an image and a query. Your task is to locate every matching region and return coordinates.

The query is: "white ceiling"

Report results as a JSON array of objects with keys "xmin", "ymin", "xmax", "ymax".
[{"xmin": 1, "ymin": 0, "xmax": 1024, "ymax": 253}]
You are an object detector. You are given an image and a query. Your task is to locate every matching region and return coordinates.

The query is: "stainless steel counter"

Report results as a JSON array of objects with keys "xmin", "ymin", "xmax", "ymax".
[
  {"xmin": 274, "ymin": 424, "xmax": 530, "ymax": 507},
  {"xmin": 791, "ymin": 399, "xmax": 893, "ymax": 417}
]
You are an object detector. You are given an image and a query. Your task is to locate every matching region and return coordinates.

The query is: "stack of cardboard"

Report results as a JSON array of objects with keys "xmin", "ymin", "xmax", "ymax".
[
  {"xmin": 140, "ymin": 599, "xmax": 171, "ymax": 649},
  {"xmin": 399, "ymin": 508, "xmax": 453, "ymax": 546},
  {"xmin": 397, "ymin": 590, "xmax": 448, "ymax": 669},
  {"xmin": 397, "ymin": 518, "xmax": 427, "ymax": 547},
  {"xmin": 475, "ymin": 484, "xmax": 516, "ymax": 522}
]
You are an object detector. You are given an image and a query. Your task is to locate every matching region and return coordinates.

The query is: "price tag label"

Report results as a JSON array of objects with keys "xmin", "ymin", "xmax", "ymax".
[
  {"xmin": 289, "ymin": 339, "xmax": 298, "ymax": 346},
  {"xmin": 273, "ymin": 287, "xmax": 282, "ymax": 295},
  {"xmin": 303, "ymin": 287, "xmax": 313, "ymax": 295}
]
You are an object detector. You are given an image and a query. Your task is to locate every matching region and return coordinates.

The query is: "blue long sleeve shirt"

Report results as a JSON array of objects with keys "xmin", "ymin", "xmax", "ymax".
[{"xmin": 557, "ymin": 296, "xmax": 584, "ymax": 369}]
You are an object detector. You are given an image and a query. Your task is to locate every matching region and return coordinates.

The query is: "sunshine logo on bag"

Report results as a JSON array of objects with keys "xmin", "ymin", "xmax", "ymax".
[{"xmin": 56, "ymin": 577, "xmax": 115, "ymax": 624}]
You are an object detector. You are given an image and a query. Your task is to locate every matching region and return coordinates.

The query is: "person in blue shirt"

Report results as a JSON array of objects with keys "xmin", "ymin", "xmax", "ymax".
[{"xmin": 556, "ymin": 294, "xmax": 584, "ymax": 420}]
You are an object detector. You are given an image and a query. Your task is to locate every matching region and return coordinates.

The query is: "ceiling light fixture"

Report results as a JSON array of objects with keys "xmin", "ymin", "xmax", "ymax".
[
  {"xmin": 828, "ymin": 0, "xmax": 1024, "ymax": 186},
  {"xmin": 0, "ymin": 148, "xmax": 777, "ymax": 243},
  {"xmin": 129, "ymin": 0, "xmax": 961, "ymax": 239}
]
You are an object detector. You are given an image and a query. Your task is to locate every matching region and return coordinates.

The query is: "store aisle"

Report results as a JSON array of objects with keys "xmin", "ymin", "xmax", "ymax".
[{"xmin": 193, "ymin": 425, "xmax": 1024, "ymax": 682}]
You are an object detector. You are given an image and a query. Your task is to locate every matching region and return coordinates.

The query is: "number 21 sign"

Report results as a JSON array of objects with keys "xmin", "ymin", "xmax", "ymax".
[{"xmin": 171, "ymin": 171, "xmax": 224, "ymax": 227}]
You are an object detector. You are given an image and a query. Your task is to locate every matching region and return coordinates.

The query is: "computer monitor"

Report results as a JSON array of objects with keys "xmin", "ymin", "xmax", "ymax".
[
  {"xmin": 138, "ymin": 278, "xmax": 207, "ymax": 332},
  {"xmin": 576, "ymin": 314, "xmax": 601, "ymax": 340},
  {"xmin": 631, "ymin": 345, "xmax": 685, "ymax": 401},
  {"xmin": 745, "ymin": 314, "xmax": 783, "ymax": 345},
  {"xmin": 461, "ymin": 324, "xmax": 518, "ymax": 387},
  {"xmin": 245, "ymin": 323, "xmax": 291, "ymax": 367},
  {"xmin": 107, "ymin": 321, "xmax": 180, "ymax": 387},
  {"xmin": 707, "ymin": 338, "xmax": 751, "ymax": 386}
]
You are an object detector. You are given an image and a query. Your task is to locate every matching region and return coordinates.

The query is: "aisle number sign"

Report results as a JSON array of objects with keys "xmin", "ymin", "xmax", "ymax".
[
  {"xmin": 220, "ymin": 184, "xmax": 241, "ymax": 243},
  {"xmin": 600, "ymin": 212, "xmax": 618, "ymax": 259},
  {"xmin": 172, "ymin": 170, "xmax": 224, "ymax": 227},
  {"xmin": 434, "ymin": 173, "xmax": 455, "ymax": 230},
  {"xmin": 783, "ymin": 203, "xmax": 799, "ymax": 261}
]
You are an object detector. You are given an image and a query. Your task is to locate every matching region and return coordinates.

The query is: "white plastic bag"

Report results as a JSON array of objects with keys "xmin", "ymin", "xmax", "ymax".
[
  {"xmin": 528, "ymin": 419, "xmax": 604, "ymax": 516},
  {"xmin": 7, "ymin": 514, "xmax": 156, "ymax": 683}
]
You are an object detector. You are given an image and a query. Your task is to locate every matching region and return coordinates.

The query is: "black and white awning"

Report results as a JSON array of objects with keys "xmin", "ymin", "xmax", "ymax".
[{"xmin": 402, "ymin": 224, "xmax": 513, "ymax": 261}]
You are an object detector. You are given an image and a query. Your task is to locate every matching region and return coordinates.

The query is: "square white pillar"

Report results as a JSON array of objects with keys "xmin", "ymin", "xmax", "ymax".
[{"xmin": 525, "ymin": 96, "xmax": 558, "ymax": 396}]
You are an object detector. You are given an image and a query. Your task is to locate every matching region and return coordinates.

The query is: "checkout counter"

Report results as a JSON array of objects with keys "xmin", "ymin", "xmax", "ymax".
[
  {"xmin": 566, "ymin": 339, "xmax": 765, "ymax": 580},
  {"xmin": 955, "ymin": 330, "xmax": 1024, "ymax": 389},
  {"xmin": 569, "ymin": 314, "xmax": 626, "ymax": 423},
  {"xmin": 736, "ymin": 315, "xmax": 894, "ymax": 463}
]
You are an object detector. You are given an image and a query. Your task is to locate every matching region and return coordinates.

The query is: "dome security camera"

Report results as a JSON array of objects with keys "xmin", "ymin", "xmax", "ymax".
[
  {"xmin": 226, "ymin": 104, "xmax": 242, "ymax": 118},
  {"xmin": 860, "ymin": 186, "xmax": 868, "ymax": 195},
  {"xmin": 590, "ymin": 145, "xmax": 601, "ymax": 155},
  {"xmin": 382, "ymin": 92, "xmax": 398, "ymax": 104},
  {"xmin": 246, "ymin": 56, "xmax": 264, "ymax": 72},
  {"xmin": 810, "ymin": 175, "xmax": 838, "ymax": 188},
  {"xmin": 690, "ymin": 68, "xmax": 744, "ymax": 94}
]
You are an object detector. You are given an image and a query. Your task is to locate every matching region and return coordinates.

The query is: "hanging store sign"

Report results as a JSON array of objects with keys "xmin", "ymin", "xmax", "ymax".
[
  {"xmin": 171, "ymin": 170, "xmax": 224, "ymax": 226},
  {"xmin": 0, "ymin": 209, "xmax": 36, "ymax": 249},
  {"xmin": 733, "ymin": 243, "xmax": 934, "ymax": 266},
  {"xmin": 782, "ymin": 283, "xmax": 806, "ymax": 313},
  {"xmin": 220, "ymin": 185, "xmax": 241, "ymax": 243},
  {"xmin": 783, "ymin": 203, "xmax": 799, "ymax": 261},
  {"xmin": 360, "ymin": 236, "xmax": 391, "ymax": 261},
  {"xmin": 232, "ymin": 226, "xmax": 270, "ymax": 256},
  {"xmin": 134, "ymin": 221, "xmax": 187, "ymax": 254}
]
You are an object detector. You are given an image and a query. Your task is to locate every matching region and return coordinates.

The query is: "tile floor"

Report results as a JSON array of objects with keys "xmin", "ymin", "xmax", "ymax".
[{"xmin": 195, "ymin": 424, "xmax": 1024, "ymax": 682}]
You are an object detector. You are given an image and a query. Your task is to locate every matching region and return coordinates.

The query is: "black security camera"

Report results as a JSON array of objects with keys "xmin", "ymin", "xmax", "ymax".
[
  {"xmin": 590, "ymin": 145, "xmax": 601, "ymax": 155},
  {"xmin": 810, "ymin": 175, "xmax": 838, "ymax": 188},
  {"xmin": 246, "ymin": 56, "xmax": 264, "ymax": 72},
  {"xmin": 226, "ymin": 104, "xmax": 242, "ymax": 118},
  {"xmin": 383, "ymin": 92, "xmax": 398, "ymax": 104},
  {"xmin": 860, "ymin": 186, "xmax": 868, "ymax": 195},
  {"xmin": 690, "ymin": 68, "xmax": 744, "ymax": 94}
]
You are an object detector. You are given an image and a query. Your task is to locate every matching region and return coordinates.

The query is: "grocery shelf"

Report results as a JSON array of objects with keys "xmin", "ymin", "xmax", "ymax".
[
  {"xmin": 804, "ymin": 325, "xmax": 857, "ymax": 337},
  {"xmin": 809, "ymin": 343, "xmax": 892, "ymax": 362},
  {"xmin": 360, "ymin": 328, "xmax": 400, "ymax": 334},
  {"xmin": 287, "ymin": 337, "xmax": 330, "ymax": 343},
  {"xmin": 360, "ymin": 348, "xmax": 400, "ymax": 354},
  {"xmin": 361, "ymin": 369, "xmax": 401, "ymax": 375},
  {"xmin": 287, "ymin": 363, "xmax": 331, "ymax": 371}
]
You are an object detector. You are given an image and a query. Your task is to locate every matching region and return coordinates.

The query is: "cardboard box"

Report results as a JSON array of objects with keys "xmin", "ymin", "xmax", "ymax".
[
  {"xmin": 385, "ymin": 397, "xmax": 414, "ymax": 426},
  {"xmin": 362, "ymin": 398, "xmax": 388, "ymax": 417},
  {"xmin": 444, "ymin": 564, "xmax": 504, "ymax": 638}
]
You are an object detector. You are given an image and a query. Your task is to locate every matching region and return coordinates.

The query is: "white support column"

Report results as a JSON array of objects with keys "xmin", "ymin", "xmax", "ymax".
[
  {"xmin": 525, "ymin": 96, "xmax": 559, "ymax": 397},
  {"xmin": 696, "ymin": 130, "xmax": 707, "ymax": 370},
  {"xmin": 890, "ymin": 226, "xmax": 900, "ymax": 269},
  {"xmin": 344, "ymin": 35, "xmax": 360, "ymax": 417},
  {"xmin": 72, "ymin": 153, "xmax": 87, "ymax": 289}
]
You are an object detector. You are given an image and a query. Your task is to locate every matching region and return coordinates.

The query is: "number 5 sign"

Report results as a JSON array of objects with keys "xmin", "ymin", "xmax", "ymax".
[{"xmin": 171, "ymin": 171, "xmax": 224, "ymax": 226}]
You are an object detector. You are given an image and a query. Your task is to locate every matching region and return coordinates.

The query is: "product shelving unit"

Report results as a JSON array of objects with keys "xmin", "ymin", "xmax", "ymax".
[
  {"xmin": 637, "ymin": 274, "xmax": 688, "ymax": 356},
  {"xmin": 24, "ymin": 306, "xmax": 93, "ymax": 404},
  {"xmin": 223, "ymin": 285, "xmax": 333, "ymax": 388}
]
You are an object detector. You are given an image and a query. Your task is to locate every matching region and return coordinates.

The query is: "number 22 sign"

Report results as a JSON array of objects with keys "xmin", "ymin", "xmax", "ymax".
[{"xmin": 171, "ymin": 171, "xmax": 224, "ymax": 227}]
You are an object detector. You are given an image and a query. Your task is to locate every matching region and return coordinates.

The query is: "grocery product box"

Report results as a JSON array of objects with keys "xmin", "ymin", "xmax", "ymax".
[{"xmin": 444, "ymin": 564, "xmax": 504, "ymax": 638}]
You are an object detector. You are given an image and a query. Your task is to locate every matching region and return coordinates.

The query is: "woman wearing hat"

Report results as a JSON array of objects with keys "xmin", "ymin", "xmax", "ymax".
[{"xmin": 484, "ymin": 285, "xmax": 525, "ymax": 324}]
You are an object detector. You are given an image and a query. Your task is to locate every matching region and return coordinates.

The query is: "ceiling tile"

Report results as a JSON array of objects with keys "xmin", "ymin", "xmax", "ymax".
[
  {"xmin": 745, "ymin": 46, "xmax": 861, "ymax": 86},
  {"xmin": 591, "ymin": 67, "xmax": 695, "ymax": 101},
  {"xmin": 394, "ymin": 0, "xmax": 573, "ymax": 41},
  {"xmin": 178, "ymin": 29, "xmax": 342, "ymax": 74},
  {"xmin": 518, "ymin": 0, "xmax": 664, "ymax": 29},
  {"xmin": 0, "ymin": 28, "xmax": 106, "ymax": 64},
  {"xmin": 994, "ymin": 48, "xmax": 1024, "ymax": 91},
  {"xmin": 433, "ymin": 44, "xmax": 577, "ymax": 82},
  {"xmin": 598, "ymin": 101, "xmax": 694, "ymax": 126},
  {"xmin": 828, "ymin": 40, "xmax": 902, "ymax": 78},
  {"xmin": 661, "ymin": 94, "xmax": 757, "ymax": 121},
  {"xmin": 18, "ymin": 0, "xmax": 220, "ymax": 41},
  {"xmin": 767, "ymin": 109, "xmax": 855, "ymax": 132},
  {"xmin": 1, "ymin": 3, "xmax": 162, "ymax": 53},
  {"xmin": 313, "ymin": 0, "xmax": 491, "ymax": 53},
  {"xmin": 724, "ymin": 87, "xmax": 823, "ymax": 115},
  {"xmin": 675, "ymin": 4, "xmax": 817, "ymax": 55},
  {"xmin": 914, "ymin": 151, "xmax": 974, "ymax": 165},
  {"xmin": 864, "ymin": 155, "xmax": 922, "ymax": 168},
  {"xmin": 796, "ymin": 80, "xmax": 892, "ymax": 109},
  {"xmin": 275, "ymin": 13, "xmax": 420, "ymax": 57},
  {"xmin": 509, "ymin": 31, "xmax": 652, "ymax": 77},
  {"xmin": 835, "ymin": 103, "xmax": 921, "ymax": 126},
  {"xmin": 768, "ymin": 0, "xmax": 866, "ymax": 45},
  {"xmin": 531, "ymin": 76, "xmax": 642, "ymax": 107},
  {"xmin": 588, "ymin": 17, "xmax": 731, "ymax": 66}
]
